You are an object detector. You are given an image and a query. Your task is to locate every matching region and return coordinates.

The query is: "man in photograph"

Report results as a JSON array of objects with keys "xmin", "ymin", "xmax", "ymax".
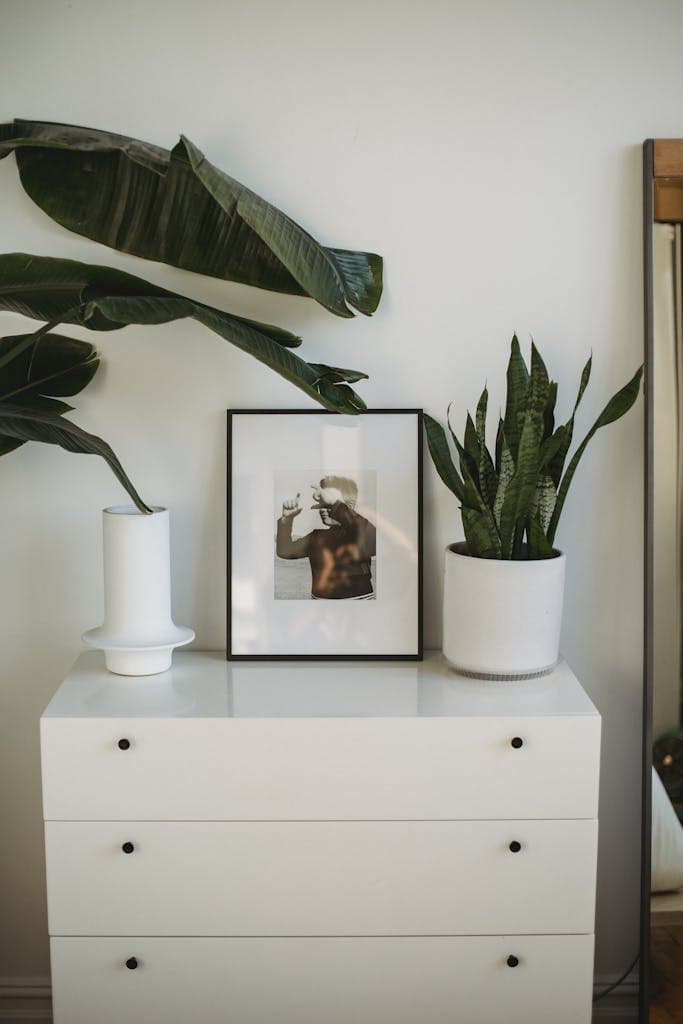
[{"xmin": 276, "ymin": 476, "xmax": 376, "ymax": 599}]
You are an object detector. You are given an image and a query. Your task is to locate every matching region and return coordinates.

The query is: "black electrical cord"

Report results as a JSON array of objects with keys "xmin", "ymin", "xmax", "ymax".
[{"xmin": 592, "ymin": 952, "xmax": 640, "ymax": 1003}]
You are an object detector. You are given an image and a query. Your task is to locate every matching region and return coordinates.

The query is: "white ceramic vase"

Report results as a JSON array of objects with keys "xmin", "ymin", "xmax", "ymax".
[
  {"xmin": 82, "ymin": 506, "xmax": 194, "ymax": 676},
  {"xmin": 442, "ymin": 542, "xmax": 566, "ymax": 680}
]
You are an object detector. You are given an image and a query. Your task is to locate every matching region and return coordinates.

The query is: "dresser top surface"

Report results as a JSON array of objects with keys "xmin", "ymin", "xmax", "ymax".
[{"xmin": 42, "ymin": 651, "xmax": 599, "ymax": 720}]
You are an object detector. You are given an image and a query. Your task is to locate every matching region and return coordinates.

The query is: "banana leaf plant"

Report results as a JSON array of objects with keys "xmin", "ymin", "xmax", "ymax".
[
  {"xmin": 0, "ymin": 254, "xmax": 368, "ymax": 414},
  {"xmin": 0, "ymin": 119, "xmax": 383, "ymax": 319},
  {"xmin": 425, "ymin": 336, "xmax": 643, "ymax": 560},
  {"xmin": 0, "ymin": 322, "xmax": 151, "ymax": 512}
]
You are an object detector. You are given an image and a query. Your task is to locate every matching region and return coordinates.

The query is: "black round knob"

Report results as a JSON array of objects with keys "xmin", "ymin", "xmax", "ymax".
[
  {"xmin": 509, "ymin": 841, "xmax": 522, "ymax": 853},
  {"xmin": 125, "ymin": 957, "xmax": 138, "ymax": 970},
  {"xmin": 510, "ymin": 737, "xmax": 524, "ymax": 749},
  {"xmin": 118, "ymin": 738, "xmax": 131, "ymax": 750},
  {"xmin": 507, "ymin": 955, "xmax": 519, "ymax": 968},
  {"xmin": 122, "ymin": 842, "xmax": 135, "ymax": 854}
]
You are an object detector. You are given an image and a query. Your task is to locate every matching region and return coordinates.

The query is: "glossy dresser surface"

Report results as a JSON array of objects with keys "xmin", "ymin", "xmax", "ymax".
[{"xmin": 41, "ymin": 651, "xmax": 601, "ymax": 1024}]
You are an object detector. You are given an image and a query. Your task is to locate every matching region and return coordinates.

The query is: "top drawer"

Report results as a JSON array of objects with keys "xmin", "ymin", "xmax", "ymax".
[{"xmin": 41, "ymin": 715, "xmax": 600, "ymax": 821}]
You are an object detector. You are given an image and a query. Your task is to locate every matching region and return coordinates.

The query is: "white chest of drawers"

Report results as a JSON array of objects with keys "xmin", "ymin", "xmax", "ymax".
[{"xmin": 41, "ymin": 651, "xmax": 600, "ymax": 1024}]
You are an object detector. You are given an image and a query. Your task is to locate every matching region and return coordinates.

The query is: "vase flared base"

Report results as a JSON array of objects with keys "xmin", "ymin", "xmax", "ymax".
[{"xmin": 82, "ymin": 626, "xmax": 195, "ymax": 678}]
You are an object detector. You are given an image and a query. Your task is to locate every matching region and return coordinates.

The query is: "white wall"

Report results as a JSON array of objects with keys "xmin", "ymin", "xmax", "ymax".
[{"xmin": 0, "ymin": 0, "xmax": 679, "ymax": 985}]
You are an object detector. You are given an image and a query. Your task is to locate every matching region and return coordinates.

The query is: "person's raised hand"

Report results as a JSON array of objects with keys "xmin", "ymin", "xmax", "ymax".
[
  {"xmin": 310, "ymin": 484, "xmax": 344, "ymax": 509},
  {"xmin": 281, "ymin": 493, "xmax": 303, "ymax": 518}
]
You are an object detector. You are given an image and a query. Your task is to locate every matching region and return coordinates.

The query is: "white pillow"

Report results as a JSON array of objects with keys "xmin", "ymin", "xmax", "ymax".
[{"xmin": 651, "ymin": 767, "xmax": 683, "ymax": 892}]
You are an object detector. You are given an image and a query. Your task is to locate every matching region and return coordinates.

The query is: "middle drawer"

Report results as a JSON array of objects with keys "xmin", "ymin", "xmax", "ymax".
[{"xmin": 45, "ymin": 819, "xmax": 597, "ymax": 936}]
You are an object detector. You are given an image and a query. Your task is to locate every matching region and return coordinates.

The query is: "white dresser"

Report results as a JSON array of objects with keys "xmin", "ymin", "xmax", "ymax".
[{"xmin": 40, "ymin": 651, "xmax": 600, "ymax": 1024}]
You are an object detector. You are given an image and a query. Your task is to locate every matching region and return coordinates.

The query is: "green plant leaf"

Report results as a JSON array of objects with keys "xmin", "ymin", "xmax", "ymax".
[
  {"xmin": 494, "ymin": 417, "xmax": 504, "ymax": 476},
  {"xmin": 475, "ymin": 387, "xmax": 487, "ymax": 447},
  {"xmin": 423, "ymin": 414, "xmax": 465, "ymax": 502},
  {"xmin": 464, "ymin": 412, "xmax": 480, "ymax": 467},
  {"xmin": 530, "ymin": 473, "xmax": 557, "ymax": 533},
  {"xmin": 526, "ymin": 515, "xmax": 554, "ymax": 559},
  {"xmin": 493, "ymin": 432, "xmax": 515, "ymax": 528},
  {"xmin": 0, "ymin": 254, "xmax": 368, "ymax": 414},
  {"xmin": 0, "ymin": 331, "xmax": 99, "ymax": 402},
  {"xmin": 503, "ymin": 334, "xmax": 530, "ymax": 463},
  {"xmin": 451, "ymin": 428, "xmax": 483, "ymax": 504},
  {"xmin": 544, "ymin": 381, "xmax": 558, "ymax": 440},
  {"xmin": 462, "ymin": 506, "xmax": 503, "ymax": 559},
  {"xmin": 547, "ymin": 354, "xmax": 592, "ymax": 486},
  {"xmin": 0, "ymin": 324, "xmax": 99, "ymax": 455},
  {"xmin": 472, "ymin": 387, "xmax": 497, "ymax": 507},
  {"xmin": 547, "ymin": 365, "xmax": 643, "ymax": 545},
  {"xmin": 499, "ymin": 343, "xmax": 550, "ymax": 558},
  {"xmin": 0, "ymin": 402, "xmax": 151, "ymax": 513},
  {"xmin": 0, "ymin": 120, "xmax": 383, "ymax": 318}
]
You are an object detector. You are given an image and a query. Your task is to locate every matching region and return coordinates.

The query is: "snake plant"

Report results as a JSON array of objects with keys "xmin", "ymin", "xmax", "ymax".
[{"xmin": 425, "ymin": 336, "xmax": 642, "ymax": 560}]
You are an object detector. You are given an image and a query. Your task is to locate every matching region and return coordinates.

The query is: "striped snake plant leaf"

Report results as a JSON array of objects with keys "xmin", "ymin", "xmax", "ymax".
[
  {"xmin": 538, "ymin": 425, "xmax": 569, "ymax": 474},
  {"xmin": 547, "ymin": 364, "xmax": 643, "ymax": 545},
  {"xmin": 503, "ymin": 334, "xmax": 530, "ymax": 462},
  {"xmin": 526, "ymin": 514, "xmax": 554, "ymax": 559},
  {"xmin": 547, "ymin": 354, "xmax": 592, "ymax": 486},
  {"xmin": 478, "ymin": 445, "xmax": 498, "ymax": 509},
  {"xmin": 0, "ymin": 402, "xmax": 151, "ymax": 513},
  {"xmin": 451, "ymin": 428, "xmax": 482, "ymax": 500},
  {"xmin": 0, "ymin": 326, "xmax": 99, "ymax": 455},
  {"xmin": 423, "ymin": 414, "xmax": 465, "ymax": 502},
  {"xmin": 461, "ymin": 506, "xmax": 503, "ymax": 559},
  {"xmin": 0, "ymin": 120, "xmax": 382, "ymax": 319},
  {"xmin": 494, "ymin": 417, "xmax": 504, "ymax": 476},
  {"xmin": 0, "ymin": 254, "xmax": 368, "ymax": 414},
  {"xmin": 464, "ymin": 412, "xmax": 480, "ymax": 467},
  {"xmin": 498, "ymin": 343, "xmax": 550, "ymax": 557},
  {"xmin": 459, "ymin": 442, "xmax": 502, "ymax": 557},
  {"xmin": 529, "ymin": 473, "xmax": 557, "ymax": 534},
  {"xmin": 544, "ymin": 380, "xmax": 558, "ymax": 440},
  {"xmin": 475, "ymin": 387, "xmax": 488, "ymax": 446},
  {"xmin": 473, "ymin": 387, "xmax": 498, "ymax": 507},
  {"xmin": 493, "ymin": 432, "xmax": 515, "ymax": 529}
]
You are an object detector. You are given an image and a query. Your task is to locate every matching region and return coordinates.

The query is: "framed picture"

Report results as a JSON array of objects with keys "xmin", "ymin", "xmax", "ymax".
[{"xmin": 227, "ymin": 409, "xmax": 423, "ymax": 660}]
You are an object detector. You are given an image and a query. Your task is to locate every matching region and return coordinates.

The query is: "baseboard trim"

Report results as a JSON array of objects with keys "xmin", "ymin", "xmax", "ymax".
[
  {"xmin": 593, "ymin": 969, "xmax": 640, "ymax": 997},
  {"xmin": 0, "ymin": 977, "xmax": 52, "ymax": 1023},
  {"xmin": 592, "ymin": 970, "xmax": 639, "ymax": 1021}
]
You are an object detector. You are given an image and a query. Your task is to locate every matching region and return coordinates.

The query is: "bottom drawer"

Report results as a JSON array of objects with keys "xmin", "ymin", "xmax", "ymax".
[{"xmin": 51, "ymin": 935, "xmax": 594, "ymax": 1024}]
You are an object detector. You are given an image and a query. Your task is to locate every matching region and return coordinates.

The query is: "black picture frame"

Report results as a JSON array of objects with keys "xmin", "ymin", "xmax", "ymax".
[{"xmin": 228, "ymin": 409, "xmax": 421, "ymax": 663}]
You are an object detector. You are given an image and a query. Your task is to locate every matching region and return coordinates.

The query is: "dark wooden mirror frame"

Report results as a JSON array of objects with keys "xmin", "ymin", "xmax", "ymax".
[{"xmin": 642, "ymin": 138, "xmax": 683, "ymax": 1021}]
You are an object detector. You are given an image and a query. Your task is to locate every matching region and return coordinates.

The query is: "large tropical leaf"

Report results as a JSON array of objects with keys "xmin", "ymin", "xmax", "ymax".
[
  {"xmin": 0, "ymin": 325, "xmax": 99, "ymax": 455},
  {"xmin": 0, "ymin": 120, "xmax": 383, "ymax": 318},
  {"xmin": 0, "ymin": 254, "xmax": 368, "ymax": 414},
  {"xmin": 0, "ymin": 402, "xmax": 151, "ymax": 513},
  {"xmin": 547, "ymin": 365, "xmax": 643, "ymax": 545}
]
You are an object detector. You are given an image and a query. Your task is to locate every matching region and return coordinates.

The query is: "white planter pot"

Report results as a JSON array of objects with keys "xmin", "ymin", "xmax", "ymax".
[
  {"xmin": 82, "ymin": 506, "xmax": 194, "ymax": 676},
  {"xmin": 442, "ymin": 543, "xmax": 566, "ymax": 680}
]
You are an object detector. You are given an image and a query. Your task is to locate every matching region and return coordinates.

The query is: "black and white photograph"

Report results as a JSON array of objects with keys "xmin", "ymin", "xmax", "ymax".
[
  {"xmin": 228, "ymin": 410, "xmax": 422, "ymax": 659},
  {"xmin": 274, "ymin": 470, "xmax": 377, "ymax": 601}
]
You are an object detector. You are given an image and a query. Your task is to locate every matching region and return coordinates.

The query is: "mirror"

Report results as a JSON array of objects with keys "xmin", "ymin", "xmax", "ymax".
[{"xmin": 643, "ymin": 139, "xmax": 683, "ymax": 1021}]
